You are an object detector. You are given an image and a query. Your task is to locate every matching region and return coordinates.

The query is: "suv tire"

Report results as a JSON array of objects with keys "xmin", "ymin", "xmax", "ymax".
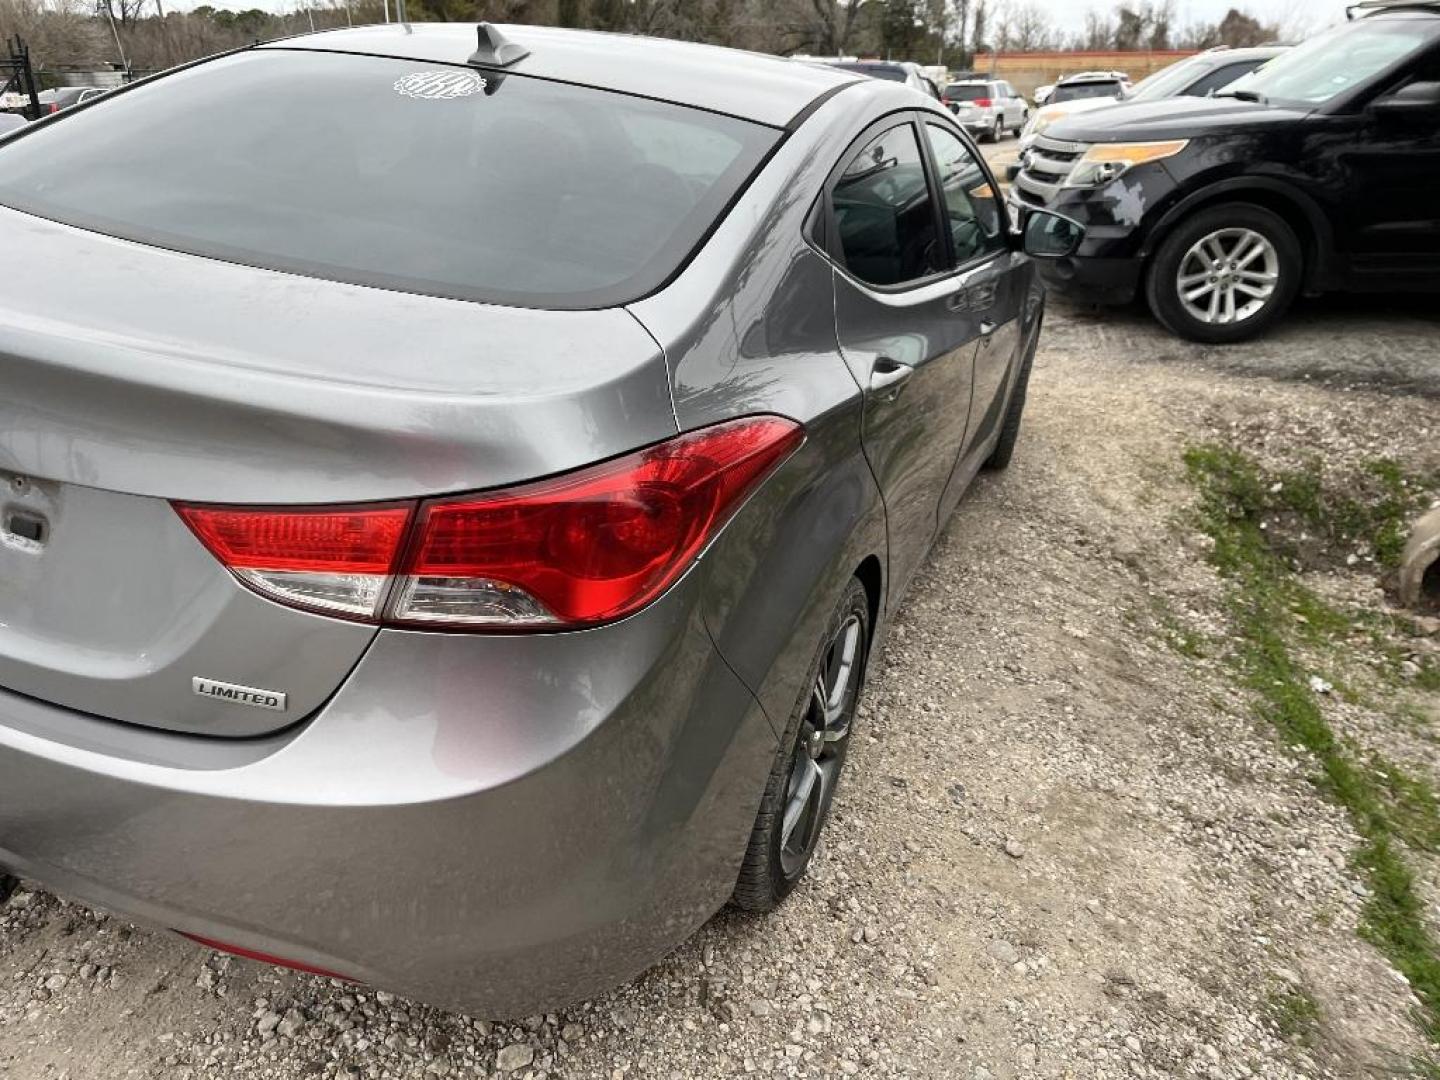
[
  {"xmin": 732, "ymin": 578, "xmax": 870, "ymax": 913},
  {"xmin": 1146, "ymin": 202, "xmax": 1302, "ymax": 345},
  {"xmin": 989, "ymin": 117, "xmax": 1003, "ymax": 143}
]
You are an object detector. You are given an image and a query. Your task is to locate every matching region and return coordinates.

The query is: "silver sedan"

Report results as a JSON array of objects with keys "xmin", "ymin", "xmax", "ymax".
[{"xmin": 0, "ymin": 22, "xmax": 1079, "ymax": 1016}]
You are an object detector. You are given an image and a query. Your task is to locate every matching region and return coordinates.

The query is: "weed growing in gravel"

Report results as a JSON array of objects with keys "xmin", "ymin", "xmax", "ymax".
[
  {"xmin": 1267, "ymin": 985, "xmax": 1322, "ymax": 1047},
  {"xmin": 1185, "ymin": 444, "xmax": 1440, "ymax": 1052},
  {"xmin": 1267, "ymin": 456, "xmax": 1435, "ymax": 570},
  {"xmin": 1146, "ymin": 595, "xmax": 1209, "ymax": 659}
]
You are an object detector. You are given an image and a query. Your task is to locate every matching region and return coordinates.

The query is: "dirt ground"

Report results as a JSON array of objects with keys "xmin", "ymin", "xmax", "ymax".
[{"xmin": 2, "ymin": 296, "xmax": 1439, "ymax": 1080}]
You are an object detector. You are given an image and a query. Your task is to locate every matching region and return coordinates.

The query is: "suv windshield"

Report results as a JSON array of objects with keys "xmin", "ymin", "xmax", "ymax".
[
  {"xmin": 0, "ymin": 50, "xmax": 777, "ymax": 309},
  {"xmin": 1225, "ymin": 15, "xmax": 1440, "ymax": 106},
  {"xmin": 944, "ymin": 84, "xmax": 992, "ymax": 100},
  {"xmin": 1051, "ymin": 81, "xmax": 1123, "ymax": 103}
]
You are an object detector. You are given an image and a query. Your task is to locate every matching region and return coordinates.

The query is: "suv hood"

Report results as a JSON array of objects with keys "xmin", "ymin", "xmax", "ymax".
[{"xmin": 1051, "ymin": 95, "xmax": 1312, "ymax": 143}]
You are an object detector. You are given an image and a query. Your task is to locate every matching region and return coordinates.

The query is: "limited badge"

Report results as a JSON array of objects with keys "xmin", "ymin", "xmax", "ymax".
[
  {"xmin": 193, "ymin": 677, "xmax": 287, "ymax": 711},
  {"xmin": 393, "ymin": 70, "xmax": 487, "ymax": 101}
]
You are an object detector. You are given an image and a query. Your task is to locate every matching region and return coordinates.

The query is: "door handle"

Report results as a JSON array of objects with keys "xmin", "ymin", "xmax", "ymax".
[
  {"xmin": 979, "ymin": 320, "xmax": 998, "ymax": 337},
  {"xmin": 869, "ymin": 356, "xmax": 913, "ymax": 400},
  {"xmin": 947, "ymin": 282, "xmax": 998, "ymax": 313}
]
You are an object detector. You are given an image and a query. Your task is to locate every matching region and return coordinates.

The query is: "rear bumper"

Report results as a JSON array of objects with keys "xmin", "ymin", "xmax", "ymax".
[{"xmin": 0, "ymin": 575, "xmax": 775, "ymax": 1017}]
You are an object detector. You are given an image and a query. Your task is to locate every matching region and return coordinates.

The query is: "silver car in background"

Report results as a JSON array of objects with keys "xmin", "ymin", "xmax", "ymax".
[
  {"xmin": 0, "ymin": 22, "xmax": 1077, "ymax": 1016},
  {"xmin": 942, "ymin": 78, "xmax": 1028, "ymax": 141}
]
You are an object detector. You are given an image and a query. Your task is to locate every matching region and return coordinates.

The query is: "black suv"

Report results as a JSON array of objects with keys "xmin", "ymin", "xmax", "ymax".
[{"xmin": 1012, "ymin": 1, "xmax": 1440, "ymax": 343}]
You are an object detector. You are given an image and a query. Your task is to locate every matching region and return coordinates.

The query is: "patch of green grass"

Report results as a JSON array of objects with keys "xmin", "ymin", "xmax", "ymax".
[
  {"xmin": 1268, "ymin": 985, "xmax": 1322, "ymax": 1047},
  {"xmin": 1148, "ymin": 596, "xmax": 1209, "ymax": 659},
  {"xmin": 1186, "ymin": 444, "xmax": 1440, "ymax": 1052},
  {"xmin": 1231, "ymin": 452, "xmax": 1436, "ymax": 571},
  {"xmin": 1374, "ymin": 756, "xmax": 1440, "ymax": 854}
]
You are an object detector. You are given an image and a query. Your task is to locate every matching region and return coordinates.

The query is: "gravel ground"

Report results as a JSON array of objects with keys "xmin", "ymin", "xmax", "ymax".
[{"xmin": 3, "ymin": 297, "xmax": 1439, "ymax": 1079}]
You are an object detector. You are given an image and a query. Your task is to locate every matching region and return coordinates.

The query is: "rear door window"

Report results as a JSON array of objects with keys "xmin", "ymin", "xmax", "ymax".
[
  {"xmin": 0, "ymin": 50, "xmax": 778, "ymax": 309},
  {"xmin": 830, "ymin": 122, "xmax": 943, "ymax": 287}
]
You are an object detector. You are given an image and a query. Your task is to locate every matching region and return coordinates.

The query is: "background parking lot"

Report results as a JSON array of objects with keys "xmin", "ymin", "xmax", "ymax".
[{"xmin": 3, "ymin": 294, "xmax": 1438, "ymax": 1079}]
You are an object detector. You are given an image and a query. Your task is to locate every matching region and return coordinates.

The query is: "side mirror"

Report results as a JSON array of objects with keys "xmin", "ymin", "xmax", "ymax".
[
  {"xmin": 1370, "ymin": 81, "xmax": 1440, "ymax": 121},
  {"xmin": 1021, "ymin": 208, "xmax": 1085, "ymax": 259}
]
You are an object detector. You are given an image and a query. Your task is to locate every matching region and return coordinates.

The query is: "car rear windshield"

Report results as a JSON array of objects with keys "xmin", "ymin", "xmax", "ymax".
[
  {"xmin": 944, "ymin": 84, "xmax": 991, "ymax": 101},
  {"xmin": 831, "ymin": 63, "xmax": 907, "ymax": 82},
  {"xmin": 1050, "ymin": 81, "xmax": 1122, "ymax": 103},
  {"xmin": 0, "ymin": 49, "xmax": 779, "ymax": 309}
]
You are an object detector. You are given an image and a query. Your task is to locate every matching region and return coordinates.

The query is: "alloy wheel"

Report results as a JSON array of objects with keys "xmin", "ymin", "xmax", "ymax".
[
  {"xmin": 1175, "ymin": 227, "xmax": 1280, "ymax": 326},
  {"xmin": 779, "ymin": 612, "xmax": 863, "ymax": 877}
]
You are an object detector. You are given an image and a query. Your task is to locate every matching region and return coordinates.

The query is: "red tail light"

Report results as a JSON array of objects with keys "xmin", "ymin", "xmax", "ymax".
[
  {"xmin": 974, "ymin": 98, "xmax": 993, "ymax": 108},
  {"xmin": 177, "ymin": 932, "xmax": 355, "ymax": 981},
  {"xmin": 175, "ymin": 416, "xmax": 803, "ymax": 631},
  {"xmin": 174, "ymin": 503, "xmax": 411, "ymax": 618}
]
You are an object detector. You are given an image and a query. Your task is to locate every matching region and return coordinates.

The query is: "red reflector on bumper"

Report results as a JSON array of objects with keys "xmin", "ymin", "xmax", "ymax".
[{"xmin": 178, "ymin": 931, "xmax": 357, "ymax": 981}]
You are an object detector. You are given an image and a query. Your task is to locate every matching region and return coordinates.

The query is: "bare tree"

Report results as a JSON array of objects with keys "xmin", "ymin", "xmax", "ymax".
[
  {"xmin": 0, "ymin": 0, "xmax": 107, "ymax": 67},
  {"xmin": 1077, "ymin": 9, "xmax": 1111, "ymax": 50},
  {"xmin": 94, "ymin": 0, "xmax": 146, "ymax": 28},
  {"xmin": 994, "ymin": 0, "xmax": 1055, "ymax": 52}
]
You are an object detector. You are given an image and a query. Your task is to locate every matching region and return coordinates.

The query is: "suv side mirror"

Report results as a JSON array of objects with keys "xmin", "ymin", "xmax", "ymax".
[
  {"xmin": 1021, "ymin": 208, "xmax": 1085, "ymax": 259},
  {"xmin": 1370, "ymin": 81, "xmax": 1440, "ymax": 121}
]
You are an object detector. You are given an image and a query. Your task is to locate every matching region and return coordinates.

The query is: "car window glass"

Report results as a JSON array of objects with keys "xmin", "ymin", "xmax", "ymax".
[
  {"xmin": 1186, "ymin": 61, "xmax": 1264, "ymax": 97},
  {"xmin": 1127, "ymin": 56, "xmax": 1211, "ymax": 101},
  {"xmin": 0, "ymin": 50, "xmax": 777, "ymax": 309},
  {"xmin": 1227, "ymin": 18, "xmax": 1439, "ymax": 105},
  {"xmin": 945, "ymin": 84, "xmax": 990, "ymax": 101},
  {"xmin": 832, "ymin": 123, "xmax": 942, "ymax": 287},
  {"xmin": 1051, "ymin": 81, "xmax": 1122, "ymax": 103},
  {"xmin": 831, "ymin": 63, "xmax": 908, "ymax": 83},
  {"xmin": 924, "ymin": 124, "xmax": 1004, "ymax": 266}
]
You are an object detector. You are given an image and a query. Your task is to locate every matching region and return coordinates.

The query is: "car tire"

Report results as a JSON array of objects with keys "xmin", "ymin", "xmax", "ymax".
[
  {"xmin": 732, "ymin": 577, "xmax": 870, "ymax": 913},
  {"xmin": 982, "ymin": 325, "xmax": 1037, "ymax": 472},
  {"xmin": 990, "ymin": 118, "xmax": 1003, "ymax": 143},
  {"xmin": 1145, "ymin": 202, "xmax": 1302, "ymax": 345}
]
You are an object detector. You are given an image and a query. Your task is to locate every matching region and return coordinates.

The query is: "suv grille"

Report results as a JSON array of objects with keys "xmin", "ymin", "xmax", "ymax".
[{"xmin": 1013, "ymin": 135, "xmax": 1089, "ymax": 207}]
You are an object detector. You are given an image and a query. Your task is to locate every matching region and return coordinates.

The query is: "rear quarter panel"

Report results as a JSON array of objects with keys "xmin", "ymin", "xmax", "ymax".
[{"xmin": 628, "ymin": 85, "xmax": 906, "ymax": 733}]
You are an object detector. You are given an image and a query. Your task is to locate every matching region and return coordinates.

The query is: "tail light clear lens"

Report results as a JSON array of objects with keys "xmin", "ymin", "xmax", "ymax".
[{"xmin": 174, "ymin": 416, "xmax": 803, "ymax": 631}]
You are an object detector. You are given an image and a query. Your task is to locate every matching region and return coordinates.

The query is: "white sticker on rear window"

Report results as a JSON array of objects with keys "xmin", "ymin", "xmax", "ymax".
[{"xmin": 394, "ymin": 70, "xmax": 487, "ymax": 100}]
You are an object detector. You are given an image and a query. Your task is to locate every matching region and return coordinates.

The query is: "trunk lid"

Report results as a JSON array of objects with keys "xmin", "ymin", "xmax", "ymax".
[{"xmin": 0, "ymin": 208, "xmax": 675, "ymax": 736}]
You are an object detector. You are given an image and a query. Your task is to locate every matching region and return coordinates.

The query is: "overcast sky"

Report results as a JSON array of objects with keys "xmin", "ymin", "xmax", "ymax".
[
  {"xmin": 172, "ymin": 0, "xmax": 1353, "ymax": 40},
  {"xmin": 1044, "ymin": 0, "xmax": 1349, "ymax": 37}
]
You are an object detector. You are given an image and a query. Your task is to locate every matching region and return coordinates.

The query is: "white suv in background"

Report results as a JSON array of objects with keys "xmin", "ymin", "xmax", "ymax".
[{"xmin": 942, "ymin": 79, "xmax": 1028, "ymax": 141}]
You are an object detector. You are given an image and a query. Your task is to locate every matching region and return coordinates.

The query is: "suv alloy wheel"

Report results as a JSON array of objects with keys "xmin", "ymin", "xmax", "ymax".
[{"xmin": 1145, "ymin": 202, "xmax": 1303, "ymax": 344}]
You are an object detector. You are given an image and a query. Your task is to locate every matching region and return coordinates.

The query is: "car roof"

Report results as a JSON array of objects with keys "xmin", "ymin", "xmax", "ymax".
[{"xmin": 262, "ymin": 23, "xmax": 856, "ymax": 128}]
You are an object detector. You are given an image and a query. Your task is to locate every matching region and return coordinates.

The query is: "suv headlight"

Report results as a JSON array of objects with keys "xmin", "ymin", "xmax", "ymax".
[
  {"xmin": 1024, "ymin": 110, "xmax": 1057, "ymax": 138},
  {"xmin": 1064, "ymin": 140, "xmax": 1188, "ymax": 188}
]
